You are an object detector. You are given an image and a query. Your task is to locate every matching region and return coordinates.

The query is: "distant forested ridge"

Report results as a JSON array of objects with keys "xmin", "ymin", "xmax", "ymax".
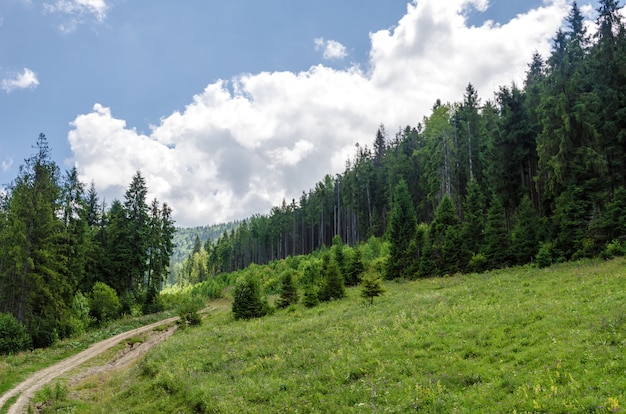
[
  {"xmin": 0, "ymin": 135, "xmax": 175, "ymax": 348},
  {"xmin": 178, "ymin": 1, "xmax": 626, "ymax": 282}
]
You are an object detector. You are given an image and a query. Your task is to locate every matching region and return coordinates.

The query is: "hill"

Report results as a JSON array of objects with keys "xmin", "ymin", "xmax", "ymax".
[{"xmin": 42, "ymin": 258, "xmax": 625, "ymax": 413}]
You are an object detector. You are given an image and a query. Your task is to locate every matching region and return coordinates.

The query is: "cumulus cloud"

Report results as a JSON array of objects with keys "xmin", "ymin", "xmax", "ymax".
[
  {"xmin": 68, "ymin": 0, "xmax": 572, "ymax": 227},
  {"xmin": 1, "ymin": 68, "xmax": 39, "ymax": 92},
  {"xmin": 43, "ymin": 0, "xmax": 108, "ymax": 31},
  {"xmin": 314, "ymin": 38, "xmax": 348, "ymax": 60}
]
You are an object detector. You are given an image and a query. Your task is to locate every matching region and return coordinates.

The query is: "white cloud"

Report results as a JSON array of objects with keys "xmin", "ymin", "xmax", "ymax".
[
  {"xmin": 1, "ymin": 68, "xmax": 39, "ymax": 93},
  {"xmin": 1, "ymin": 158, "xmax": 13, "ymax": 172},
  {"xmin": 68, "ymin": 0, "xmax": 571, "ymax": 227},
  {"xmin": 314, "ymin": 37, "xmax": 348, "ymax": 60},
  {"xmin": 43, "ymin": 0, "xmax": 108, "ymax": 32}
]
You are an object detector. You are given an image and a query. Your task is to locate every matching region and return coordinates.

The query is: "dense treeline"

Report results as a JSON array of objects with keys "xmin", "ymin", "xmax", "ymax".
[
  {"xmin": 180, "ymin": 1, "xmax": 626, "ymax": 282},
  {"xmin": 0, "ymin": 135, "xmax": 175, "ymax": 350}
]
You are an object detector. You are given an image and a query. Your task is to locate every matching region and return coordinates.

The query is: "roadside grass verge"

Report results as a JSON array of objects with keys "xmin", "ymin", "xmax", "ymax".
[{"xmin": 60, "ymin": 258, "xmax": 626, "ymax": 413}]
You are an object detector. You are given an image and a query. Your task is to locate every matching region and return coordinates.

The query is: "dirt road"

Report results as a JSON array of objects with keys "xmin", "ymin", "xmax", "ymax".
[{"xmin": 0, "ymin": 316, "xmax": 179, "ymax": 414}]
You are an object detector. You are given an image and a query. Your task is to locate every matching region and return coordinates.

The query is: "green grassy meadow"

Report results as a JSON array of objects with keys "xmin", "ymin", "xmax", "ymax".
[{"xmin": 33, "ymin": 259, "xmax": 626, "ymax": 412}]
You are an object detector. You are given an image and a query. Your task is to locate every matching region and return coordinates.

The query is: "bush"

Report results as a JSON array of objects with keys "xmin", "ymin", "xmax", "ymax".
[
  {"xmin": 468, "ymin": 253, "xmax": 488, "ymax": 273},
  {"xmin": 601, "ymin": 239, "xmax": 624, "ymax": 259},
  {"xmin": 536, "ymin": 242, "xmax": 554, "ymax": 269},
  {"xmin": 91, "ymin": 282, "xmax": 121, "ymax": 324},
  {"xmin": 0, "ymin": 313, "xmax": 32, "ymax": 355},
  {"xmin": 69, "ymin": 291, "xmax": 93, "ymax": 336},
  {"xmin": 143, "ymin": 284, "xmax": 164, "ymax": 315},
  {"xmin": 177, "ymin": 296, "xmax": 204, "ymax": 328}
]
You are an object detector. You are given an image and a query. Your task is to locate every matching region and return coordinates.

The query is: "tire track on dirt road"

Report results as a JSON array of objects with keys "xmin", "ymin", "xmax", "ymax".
[{"xmin": 0, "ymin": 315, "xmax": 179, "ymax": 414}]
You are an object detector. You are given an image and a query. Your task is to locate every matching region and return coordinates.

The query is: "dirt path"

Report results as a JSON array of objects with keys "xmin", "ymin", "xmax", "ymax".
[{"xmin": 0, "ymin": 316, "xmax": 179, "ymax": 414}]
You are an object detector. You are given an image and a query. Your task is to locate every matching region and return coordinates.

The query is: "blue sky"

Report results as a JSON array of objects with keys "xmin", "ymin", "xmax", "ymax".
[{"xmin": 0, "ymin": 0, "xmax": 608, "ymax": 227}]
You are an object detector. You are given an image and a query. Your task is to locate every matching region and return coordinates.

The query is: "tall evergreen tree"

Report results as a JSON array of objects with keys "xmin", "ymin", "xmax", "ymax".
[
  {"xmin": 385, "ymin": 179, "xmax": 417, "ymax": 279},
  {"xmin": 123, "ymin": 171, "xmax": 150, "ymax": 292},
  {"xmin": 0, "ymin": 135, "xmax": 70, "ymax": 346},
  {"xmin": 510, "ymin": 195, "xmax": 542, "ymax": 264},
  {"xmin": 482, "ymin": 195, "xmax": 511, "ymax": 268}
]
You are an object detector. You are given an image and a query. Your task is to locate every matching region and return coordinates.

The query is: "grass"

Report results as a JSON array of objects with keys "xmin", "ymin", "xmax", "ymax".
[
  {"xmin": 0, "ymin": 310, "xmax": 175, "ymax": 399},
  {"xmin": 11, "ymin": 259, "xmax": 626, "ymax": 413}
]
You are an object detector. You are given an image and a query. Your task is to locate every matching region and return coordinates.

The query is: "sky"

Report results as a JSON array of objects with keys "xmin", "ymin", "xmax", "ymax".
[{"xmin": 0, "ymin": 0, "xmax": 611, "ymax": 227}]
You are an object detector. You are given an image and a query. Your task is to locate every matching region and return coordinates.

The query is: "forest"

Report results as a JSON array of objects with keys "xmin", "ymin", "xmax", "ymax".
[
  {"xmin": 177, "ymin": 2, "xmax": 626, "ymax": 284},
  {"xmin": 0, "ymin": 135, "xmax": 175, "ymax": 350},
  {"xmin": 2, "ymin": 1, "xmax": 626, "ymax": 353}
]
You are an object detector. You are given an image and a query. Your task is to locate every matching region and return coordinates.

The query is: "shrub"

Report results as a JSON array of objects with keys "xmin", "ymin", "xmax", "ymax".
[
  {"xmin": 143, "ymin": 284, "xmax": 164, "ymax": 315},
  {"xmin": 177, "ymin": 296, "xmax": 204, "ymax": 328},
  {"xmin": 90, "ymin": 282, "xmax": 121, "ymax": 324},
  {"xmin": 69, "ymin": 291, "xmax": 93, "ymax": 336},
  {"xmin": 536, "ymin": 242, "xmax": 554, "ymax": 268},
  {"xmin": 601, "ymin": 239, "xmax": 624, "ymax": 260},
  {"xmin": 0, "ymin": 312, "xmax": 32, "ymax": 355},
  {"xmin": 468, "ymin": 253, "xmax": 488, "ymax": 273}
]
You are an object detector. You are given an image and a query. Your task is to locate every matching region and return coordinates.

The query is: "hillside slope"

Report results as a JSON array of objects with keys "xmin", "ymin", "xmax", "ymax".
[{"xmin": 56, "ymin": 259, "xmax": 626, "ymax": 412}]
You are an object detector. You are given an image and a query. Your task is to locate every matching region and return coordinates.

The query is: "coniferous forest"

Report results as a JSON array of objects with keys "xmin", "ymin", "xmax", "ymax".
[
  {"xmin": 2, "ymin": 1, "xmax": 626, "ymax": 353},
  {"xmin": 0, "ymin": 135, "xmax": 175, "ymax": 349},
  {"xmin": 179, "ymin": 2, "xmax": 626, "ymax": 282}
]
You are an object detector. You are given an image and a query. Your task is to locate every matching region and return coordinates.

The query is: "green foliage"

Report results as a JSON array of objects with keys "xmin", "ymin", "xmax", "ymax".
[
  {"xmin": 385, "ymin": 179, "xmax": 418, "ymax": 279},
  {"xmin": 302, "ymin": 284, "xmax": 319, "ymax": 308},
  {"xmin": 232, "ymin": 275, "xmax": 269, "ymax": 320},
  {"xmin": 360, "ymin": 272, "xmax": 385, "ymax": 305},
  {"xmin": 601, "ymin": 239, "xmax": 624, "ymax": 260},
  {"xmin": 511, "ymin": 195, "xmax": 541, "ymax": 264},
  {"xmin": 467, "ymin": 253, "xmax": 487, "ymax": 273},
  {"xmin": 177, "ymin": 296, "xmax": 204, "ymax": 328},
  {"xmin": 536, "ymin": 242, "xmax": 554, "ymax": 268},
  {"xmin": 276, "ymin": 270, "xmax": 299, "ymax": 309},
  {"xmin": 69, "ymin": 291, "xmax": 92, "ymax": 336},
  {"xmin": 344, "ymin": 248, "xmax": 365, "ymax": 286},
  {"xmin": 142, "ymin": 284, "xmax": 164, "ymax": 315},
  {"xmin": 318, "ymin": 259, "xmax": 345, "ymax": 302},
  {"xmin": 482, "ymin": 194, "xmax": 511, "ymax": 268},
  {"xmin": 0, "ymin": 312, "xmax": 32, "ymax": 355},
  {"xmin": 90, "ymin": 282, "xmax": 121, "ymax": 324}
]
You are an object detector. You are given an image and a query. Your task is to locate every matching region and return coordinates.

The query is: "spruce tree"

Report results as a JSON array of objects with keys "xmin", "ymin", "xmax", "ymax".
[
  {"xmin": 318, "ymin": 259, "xmax": 345, "ymax": 302},
  {"xmin": 385, "ymin": 179, "xmax": 417, "ymax": 279},
  {"xmin": 276, "ymin": 270, "xmax": 299, "ymax": 308},
  {"xmin": 511, "ymin": 195, "xmax": 541, "ymax": 264},
  {"xmin": 232, "ymin": 275, "xmax": 268, "ymax": 320},
  {"xmin": 344, "ymin": 248, "xmax": 365, "ymax": 286},
  {"xmin": 482, "ymin": 195, "xmax": 511, "ymax": 268},
  {"xmin": 360, "ymin": 273, "xmax": 385, "ymax": 305}
]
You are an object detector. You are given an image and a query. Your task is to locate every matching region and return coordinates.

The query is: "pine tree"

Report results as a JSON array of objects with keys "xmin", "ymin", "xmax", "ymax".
[
  {"xmin": 461, "ymin": 178, "xmax": 485, "ymax": 257},
  {"xmin": 232, "ymin": 275, "xmax": 268, "ymax": 320},
  {"xmin": 318, "ymin": 259, "xmax": 345, "ymax": 302},
  {"xmin": 511, "ymin": 195, "xmax": 541, "ymax": 264},
  {"xmin": 344, "ymin": 248, "xmax": 365, "ymax": 286},
  {"xmin": 482, "ymin": 195, "xmax": 511, "ymax": 268},
  {"xmin": 360, "ymin": 273, "xmax": 385, "ymax": 305},
  {"xmin": 385, "ymin": 179, "xmax": 417, "ymax": 279},
  {"xmin": 123, "ymin": 171, "xmax": 150, "ymax": 292},
  {"xmin": 0, "ymin": 135, "xmax": 70, "ymax": 347},
  {"xmin": 276, "ymin": 270, "xmax": 299, "ymax": 308}
]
